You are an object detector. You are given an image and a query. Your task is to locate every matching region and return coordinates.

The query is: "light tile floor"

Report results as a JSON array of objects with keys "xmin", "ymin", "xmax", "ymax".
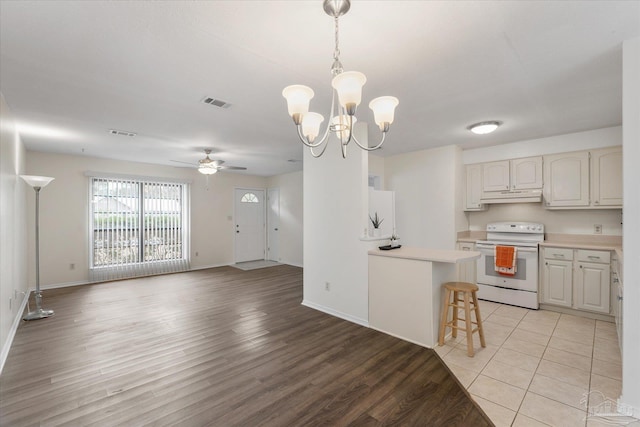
[{"xmin": 435, "ymin": 300, "xmax": 630, "ymax": 427}]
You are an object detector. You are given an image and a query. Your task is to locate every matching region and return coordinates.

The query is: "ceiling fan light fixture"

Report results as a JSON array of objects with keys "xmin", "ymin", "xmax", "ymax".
[
  {"xmin": 468, "ymin": 121, "xmax": 502, "ymax": 135},
  {"xmin": 198, "ymin": 165, "xmax": 217, "ymax": 175}
]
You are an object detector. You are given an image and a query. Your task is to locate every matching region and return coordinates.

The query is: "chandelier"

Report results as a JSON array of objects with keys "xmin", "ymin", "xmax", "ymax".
[{"xmin": 282, "ymin": 0, "xmax": 399, "ymax": 158}]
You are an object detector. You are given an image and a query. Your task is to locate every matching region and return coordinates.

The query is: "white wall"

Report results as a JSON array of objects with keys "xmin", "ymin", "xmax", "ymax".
[
  {"xmin": 266, "ymin": 170, "xmax": 303, "ymax": 267},
  {"xmin": 0, "ymin": 94, "xmax": 28, "ymax": 372},
  {"xmin": 468, "ymin": 204, "xmax": 623, "ymax": 235},
  {"xmin": 368, "ymin": 153, "xmax": 385, "ymax": 188},
  {"xmin": 463, "ymin": 126, "xmax": 623, "ymax": 236},
  {"xmin": 462, "ymin": 126, "xmax": 621, "ymax": 164},
  {"xmin": 26, "ymin": 151, "xmax": 268, "ymax": 287},
  {"xmin": 621, "ymin": 36, "xmax": 640, "ymax": 419},
  {"xmin": 385, "ymin": 145, "xmax": 468, "ymax": 250},
  {"xmin": 303, "ymin": 123, "xmax": 374, "ymax": 325}
]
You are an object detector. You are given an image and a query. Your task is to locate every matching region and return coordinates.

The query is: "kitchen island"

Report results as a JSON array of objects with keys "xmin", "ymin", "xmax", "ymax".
[{"xmin": 368, "ymin": 246, "xmax": 481, "ymax": 348}]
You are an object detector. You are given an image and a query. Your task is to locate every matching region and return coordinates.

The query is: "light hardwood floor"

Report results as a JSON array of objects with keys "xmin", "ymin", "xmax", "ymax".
[{"xmin": 0, "ymin": 265, "xmax": 491, "ymax": 426}]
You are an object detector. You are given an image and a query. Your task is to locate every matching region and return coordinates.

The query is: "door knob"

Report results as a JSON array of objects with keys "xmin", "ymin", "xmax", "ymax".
[
  {"xmin": 274, "ymin": 228, "xmax": 279, "ymax": 231},
  {"xmin": 236, "ymin": 230, "xmax": 240, "ymax": 233}
]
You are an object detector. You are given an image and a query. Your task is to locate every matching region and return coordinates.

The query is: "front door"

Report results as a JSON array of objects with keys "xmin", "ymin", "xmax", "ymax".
[{"xmin": 234, "ymin": 188, "xmax": 265, "ymax": 263}]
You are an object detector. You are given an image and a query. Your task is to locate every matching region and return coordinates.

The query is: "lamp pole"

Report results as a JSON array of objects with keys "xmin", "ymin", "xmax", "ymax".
[{"xmin": 21, "ymin": 175, "xmax": 55, "ymax": 320}]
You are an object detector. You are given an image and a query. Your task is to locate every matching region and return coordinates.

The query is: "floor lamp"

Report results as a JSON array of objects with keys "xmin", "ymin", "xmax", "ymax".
[{"xmin": 21, "ymin": 175, "xmax": 55, "ymax": 321}]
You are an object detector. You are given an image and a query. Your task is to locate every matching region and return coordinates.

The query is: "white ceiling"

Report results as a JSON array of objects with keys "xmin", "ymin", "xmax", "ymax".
[{"xmin": 1, "ymin": 1, "xmax": 638, "ymax": 176}]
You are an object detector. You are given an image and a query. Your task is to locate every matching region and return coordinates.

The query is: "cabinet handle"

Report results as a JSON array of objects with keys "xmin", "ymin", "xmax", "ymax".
[
  {"xmin": 617, "ymin": 296, "xmax": 623, "ymax": 301},
  {"xmin": 587, "ymin": 256, "xmax": 600, "ymax": 260},
  {"xmin": 579, "ymin": 265, "xmax": 583, "ymax": 268},
  {"xmin": 595, "ymin": 200, "xmax": 599, "ymax": 204},
  {"xmin": 545, "ymin": 262, "xmax": 548, "ymax": 266},
  {"xmin": 552, "ymin": 254, "xmax": 565, "ymax": 258},
  {"xmin": 506, "ymin": 185, "xmax": 509, "ymax": 189}
]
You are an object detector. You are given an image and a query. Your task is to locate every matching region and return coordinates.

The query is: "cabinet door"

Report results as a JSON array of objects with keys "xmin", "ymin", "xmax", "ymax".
[
  {"xmin": 591, "ymin": 147, "xmax": 622, "ymax": 207},
  {"xmin": 543, "ymin": 151, "xmax": 589, "ymax": 207},
  {"xmin": 457, "ymin": 242, "xmax": 476, "ymax": 282},
  {"xmin": 575, "ymin": 262, "xmax": 610, "ymax": 314},
  {"xmin": 465, "ymin": 164, "xmax": 485, "ymax": 210},
  {"xmin": 482, "ymin": 160, "xmax": 510, "ymax": 193},
  {"xmin": 511, "ymin": 156, "xmax": 543, "ymax": 190},
  {"xmin": 542, "ymin": 259, "xmax": 573, "ymax": 307}
]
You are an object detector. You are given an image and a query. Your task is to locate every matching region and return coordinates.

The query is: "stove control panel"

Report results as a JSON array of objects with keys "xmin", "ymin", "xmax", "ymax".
[{"xmin": 486, "ymin": 222, "xmax": 544, "ymax": 233}]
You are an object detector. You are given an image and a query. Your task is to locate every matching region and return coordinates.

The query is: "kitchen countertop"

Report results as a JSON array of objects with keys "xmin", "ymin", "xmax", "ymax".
[
  {"xmin": 457, "ymin": 231, "xmax": 622, "ymax": 254},
  {"xmin": 540, "ymin": 233, "xmax": 622, "ymax": 253},
  {"xmin": 368, "ymin": 246, "xmax": 481, "ymax": 263}
]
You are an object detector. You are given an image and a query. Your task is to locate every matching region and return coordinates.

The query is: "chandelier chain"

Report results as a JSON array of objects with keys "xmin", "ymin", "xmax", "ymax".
[{"xmin": 333, "ymin": 16, "xmax": 340, "ymax": 61}]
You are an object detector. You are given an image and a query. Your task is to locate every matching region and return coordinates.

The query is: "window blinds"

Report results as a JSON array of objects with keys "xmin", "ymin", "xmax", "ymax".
[{"xmin": 89, "ymin": 177, "xmax": 189, "ymax": 282}]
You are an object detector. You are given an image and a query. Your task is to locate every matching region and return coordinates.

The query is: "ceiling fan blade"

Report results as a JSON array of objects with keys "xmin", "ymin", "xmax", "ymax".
[
  {"xmin": 211, "ymin": 159, "xmax": 225, "ymax": 167},
  {"xmin": 170, "ymin": 160, "xmax": 197, "ymax": 166},
  {"xmin": 218, "ymin": 165, "xmax": 247, "ymax": 170}
]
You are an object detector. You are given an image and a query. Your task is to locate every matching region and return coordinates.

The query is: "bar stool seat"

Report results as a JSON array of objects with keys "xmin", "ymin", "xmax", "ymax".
[{"xmin": 438, "ymin": 281, "xmax": 486, "ymax": 357}]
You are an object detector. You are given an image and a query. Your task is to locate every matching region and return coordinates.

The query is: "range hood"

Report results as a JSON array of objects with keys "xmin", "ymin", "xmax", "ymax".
[{"xmin": 480, "ymin": 189, "xmax": 543, "ymax": 204}]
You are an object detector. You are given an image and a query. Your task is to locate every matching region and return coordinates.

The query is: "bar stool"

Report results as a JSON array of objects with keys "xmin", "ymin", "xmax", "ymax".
[{"xmin": 438, "ymin": 281, "xmax": 486, "ymax": 357}]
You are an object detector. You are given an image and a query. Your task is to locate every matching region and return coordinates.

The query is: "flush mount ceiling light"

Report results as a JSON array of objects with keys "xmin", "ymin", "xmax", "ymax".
[
  {"xmin": 282, "ymin": 0, "xmax": 399, "ymax": 158},
  {"xmin": 467, "ymin": 121, "xmax": 502, "ymax": 135}
]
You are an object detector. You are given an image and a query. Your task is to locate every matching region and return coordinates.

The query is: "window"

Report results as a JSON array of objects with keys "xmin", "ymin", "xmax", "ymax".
[
  {"xmin": 241, "ymin": 192, "xmax": 259, "ymax": 203},
  {"xmin": 89, "ymin": 177, "xmax": 189, "ymax": 281}
]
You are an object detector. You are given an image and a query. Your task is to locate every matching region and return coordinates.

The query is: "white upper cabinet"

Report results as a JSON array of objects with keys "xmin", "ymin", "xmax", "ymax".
[
  {"xmin": 464, "ymin": 164, "xmax": 486, "ymax": 211},
  {"xmin": 482, "ymin": 160, "xmax": 510, "ymax": 192},
  {"xmin": 543, "ymin": 151, "xmax": 590, "ymax": 207},
  {"xmin": 543, "ymin": 147, "xmax": 622, "ymax": 209},
  {"xmin": 591, "ymin": 147, "xmax": 622, "ymax": 207},
  {"xmin": 482, "ymin": 156, "xmax": 542, "ymax": 195},
  {"xmin": 511, "ymin": 156, "xmax": 543, "ymax": 190}
]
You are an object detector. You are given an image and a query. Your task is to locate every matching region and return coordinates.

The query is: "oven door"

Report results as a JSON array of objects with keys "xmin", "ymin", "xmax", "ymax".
[{"xmin": 476, "ymin": 242, "xmax": 539, "ymax": 292}]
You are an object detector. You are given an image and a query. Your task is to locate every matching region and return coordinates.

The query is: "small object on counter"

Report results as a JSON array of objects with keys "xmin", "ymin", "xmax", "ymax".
[{"xmin": 379, "ymin": 245, "xmax": 402, "ymax": 251}]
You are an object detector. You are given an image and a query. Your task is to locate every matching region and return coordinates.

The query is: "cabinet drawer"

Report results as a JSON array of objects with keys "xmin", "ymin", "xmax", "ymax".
[
  {"xmin": 544, "ymin": 247, "xmax": 574, "ymax": 261},
  {"xmin": 577, "ymin": 250, "xmax": 610, "ymax": 264}
]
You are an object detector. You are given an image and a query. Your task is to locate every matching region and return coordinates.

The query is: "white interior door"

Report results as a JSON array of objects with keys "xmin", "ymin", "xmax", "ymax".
[
  {"xmin": 267, "ymin": 188, "xmax": 280, "ymax": 262},
  {"xmin": 234, "ymin": 188, "xmax": 265, "ymax": 263}
]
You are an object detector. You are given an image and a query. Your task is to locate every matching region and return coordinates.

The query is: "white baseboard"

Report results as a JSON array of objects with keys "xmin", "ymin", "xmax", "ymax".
[
  {"xmin": 188, "ymin": 263, "xmax": 232, "ymax": 271},
  {"xmin": 0, "ymin": 291, "xmax": 29, "ymax": 375},
  {"xmin": 301, "ymin": 300, "xmax": 369, "ymax": 327}
]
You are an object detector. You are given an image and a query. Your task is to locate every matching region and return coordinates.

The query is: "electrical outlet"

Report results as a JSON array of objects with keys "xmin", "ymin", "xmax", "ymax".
[
  {"xmin": 325, "ymin": 282, "xmax": 330, "ymax": 291},
  {"xmin": 594, "ymin": 224, "xmax": 602, "ymax": 234},
  {"xmin": 70, "ymin": 263, "xmax": 75, "ymax": 270},
  {"xmin": 195, "ymin": 251, "xmax": 199, "ymax": 257}
]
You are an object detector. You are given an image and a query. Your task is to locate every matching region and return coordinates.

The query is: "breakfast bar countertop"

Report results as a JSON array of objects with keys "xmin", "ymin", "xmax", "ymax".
[{"xmin": 368, "ymin": 246, "xmax": 481, "ymax": 264}]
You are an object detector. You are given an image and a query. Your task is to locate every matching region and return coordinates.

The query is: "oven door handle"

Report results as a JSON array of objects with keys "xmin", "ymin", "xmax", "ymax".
[{"xmin": 475, "ymin": 244, "xmax": 539, "ymax": 253}]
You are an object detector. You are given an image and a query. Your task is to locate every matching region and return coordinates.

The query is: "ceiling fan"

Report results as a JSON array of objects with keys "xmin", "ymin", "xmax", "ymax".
[{"xmin": 171, "ymin": 149, "xmax": 247, "ymax": 175}]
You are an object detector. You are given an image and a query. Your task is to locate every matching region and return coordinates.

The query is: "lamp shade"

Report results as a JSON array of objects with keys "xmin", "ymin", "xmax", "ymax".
[
  {"xmin": 198, "ymin": 166, "xmax": 218, "ymax": 175},
  {"xmin": 282, "ymin": 85, "xmax": 315, "ymax": 117},
  {"xmin": 331, "ymin": 71, "xmax": 366, "ymax": 109},
  {"xmin": 301, "ymin": 113, "xmax": 325, "ymax": 141},
  {"xmin": 369, "ymin": 96, "xmax": 399, "ymax": 128},
  {"xmin": 20, "ymin": 175, "xmax": 55, "ymax": 188}
]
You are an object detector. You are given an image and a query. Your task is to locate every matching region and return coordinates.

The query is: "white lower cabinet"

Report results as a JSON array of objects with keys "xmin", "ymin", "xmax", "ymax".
[
  {"xmin": 542, "ymin": 258, "xmax": 573, "ymax": 307},
  {"xmin": 541, "ymin": 247, "xmax": 612, "ymax": 315},
  {"xmin": 575, "ymin": 261, "xmax": 610, "ymax": 313}
]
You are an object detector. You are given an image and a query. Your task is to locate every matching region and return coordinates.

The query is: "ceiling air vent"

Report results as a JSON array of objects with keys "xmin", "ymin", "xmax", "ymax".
[
  {"xmin": 109, "ymin": 129, "xmax": 136, "ymax": 137},
  {"xmin": 202, "ymin": 97, "xmax": 231, "ymax": 109}
]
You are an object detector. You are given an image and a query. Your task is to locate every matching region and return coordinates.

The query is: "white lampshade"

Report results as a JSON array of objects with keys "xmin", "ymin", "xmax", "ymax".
[
  {"xmin": 331, "ymin": 115, "xmax": 356, "ymax": 142},
  {"xmin": 331, "ymin": 71, "xmax": 366, "ymax": 109},
  {"xmin": 198, "ymin": 166, "xmax": 218, "ymax": 175},
  {"xmin": 282, "ymin": 85, "xmax": 315, "ymax": 117},
  {"xmin": 301, "ymin": 112, "xmax": 324, "ymax": 141},
  {"xmin": 369, "ymin": 96, "xmax": 399, "ymax": 128},
  {"xmin": 20, "ymin": 175, "xmax": 55, "ymax": 188}
]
